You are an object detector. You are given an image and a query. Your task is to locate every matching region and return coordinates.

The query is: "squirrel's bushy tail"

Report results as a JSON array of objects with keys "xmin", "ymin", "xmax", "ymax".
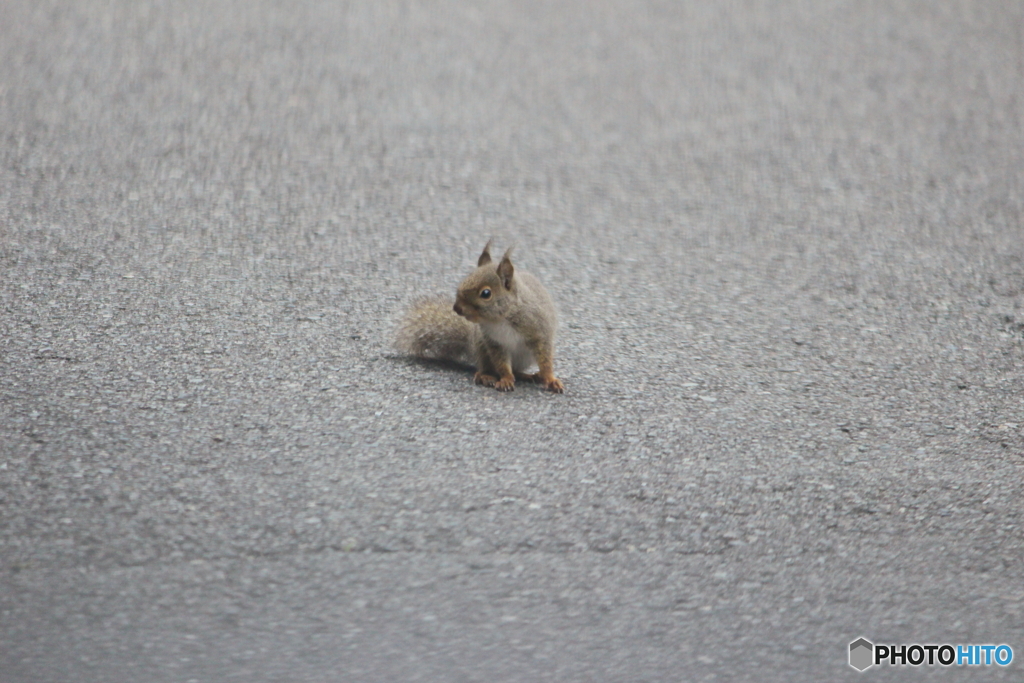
[{"xmin": 394, "ymin": 295, "xmax": 475, "ymax": 366}]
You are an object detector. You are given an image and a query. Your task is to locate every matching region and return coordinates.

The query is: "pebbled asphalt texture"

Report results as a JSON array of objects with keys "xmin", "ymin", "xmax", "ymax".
[{"xmin": 2, "ymin": 1, "xmax": 1023, "ymax": 681}]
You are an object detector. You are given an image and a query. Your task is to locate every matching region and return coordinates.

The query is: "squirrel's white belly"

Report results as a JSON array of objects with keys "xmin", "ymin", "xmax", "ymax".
[{"xmin": 481, "ymin": 320, "xmax": 535, "ymax": 371}]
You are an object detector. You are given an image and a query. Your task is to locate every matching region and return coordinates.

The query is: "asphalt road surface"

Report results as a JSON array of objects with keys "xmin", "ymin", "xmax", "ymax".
[{"xmin": 2, "ymin": 1, "xmax": 1023, "ymax": 681}]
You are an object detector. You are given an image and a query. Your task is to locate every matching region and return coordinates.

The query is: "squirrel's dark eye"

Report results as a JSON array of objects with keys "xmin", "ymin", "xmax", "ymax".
[{"xmin": 480, "ymin": 288, "xmax": 491, "ymax": 299}]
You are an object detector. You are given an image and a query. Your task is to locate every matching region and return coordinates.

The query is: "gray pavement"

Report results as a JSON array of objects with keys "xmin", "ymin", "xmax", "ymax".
[{"xmin": 2, "ymin": 1, "xmax": 1023, "ymax": 681}]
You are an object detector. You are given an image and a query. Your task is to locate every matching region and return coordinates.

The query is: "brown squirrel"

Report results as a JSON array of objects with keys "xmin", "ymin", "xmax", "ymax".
[{"xmin": 395, "ymin": 241, "xmax": 564, "ymax": 393}]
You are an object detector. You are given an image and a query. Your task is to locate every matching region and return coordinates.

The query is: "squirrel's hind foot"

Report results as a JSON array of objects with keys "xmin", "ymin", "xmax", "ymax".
[
  {"xmin": 512, "ymin": 371, "xmax": 563, "ymax": 393},
  {"xmin": 475, "ymin": 371, "xmax": 515, "ymax": 391},
  {"xmin": 474, "ymin": 371, "xmax": 498, "ymax": 387},
  {"xmin": 494, "ymin": 376, "xmax": 516, "ymax": 391},
  {"xmin": 542, "ymin": 377, "xmax": 564, "ymax": 393}
]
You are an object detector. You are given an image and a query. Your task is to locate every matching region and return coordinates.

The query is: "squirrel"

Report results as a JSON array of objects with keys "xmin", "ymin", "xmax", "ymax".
[{"xmin": 395, "ymin": 241, "xmax": 565, "ymax": 393}]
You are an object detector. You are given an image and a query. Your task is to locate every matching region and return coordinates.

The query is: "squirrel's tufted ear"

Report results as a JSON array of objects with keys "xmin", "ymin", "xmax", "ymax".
[
  {"xmin": 497, "ymin": 248, "xmax": 515, "ymax": 289},
  {"xmin": 477, "ymin": 239, "xmax": 494, "ymax": 267}
]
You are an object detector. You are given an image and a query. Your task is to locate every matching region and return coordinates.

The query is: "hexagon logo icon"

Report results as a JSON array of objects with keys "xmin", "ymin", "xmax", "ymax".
[{"xmin": 849, "ymin": 637, "xmax": 874, "ymax": 671}]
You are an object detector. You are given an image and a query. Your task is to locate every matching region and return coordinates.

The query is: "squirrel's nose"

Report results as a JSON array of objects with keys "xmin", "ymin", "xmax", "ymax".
[{"xmin": 453, "ymin": 303, "xmax": 463, "ymax": 316}]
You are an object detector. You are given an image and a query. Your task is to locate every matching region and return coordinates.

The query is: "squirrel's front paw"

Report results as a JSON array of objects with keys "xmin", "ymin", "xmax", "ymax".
[
  {"xmin": 494, "ymin": 376, "xmax": 516, "ymax": 392},
  {"xmin": 474, "ymin": 372, "xmax": 498, "ymax": 387},
  {"xmin": 542, "ymin": 377, "xmax": 564, "ymax": 393}
]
